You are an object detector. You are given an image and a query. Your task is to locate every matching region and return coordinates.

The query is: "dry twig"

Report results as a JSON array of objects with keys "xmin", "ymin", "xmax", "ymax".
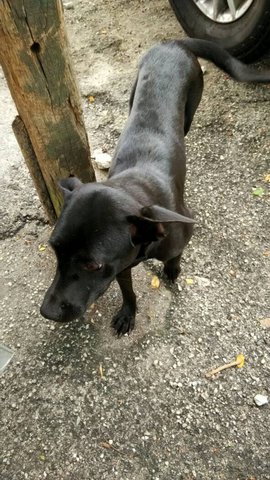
[{"xmin": 205, "ymin": 354, "xmax": 245, "ymax": 378}]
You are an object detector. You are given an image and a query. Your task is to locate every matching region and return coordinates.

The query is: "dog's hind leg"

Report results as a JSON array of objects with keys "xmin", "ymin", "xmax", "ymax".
[
  {"xmin": 184, "ymin": 73, "xmax": 203, "ymax": 135},
  {"xmin": 111, "ymin": 269, "xmax": 137, "ymax": 335},
  {"xmin": 163, "ymin": 253, "xmax": 182, "ymax": 283}
]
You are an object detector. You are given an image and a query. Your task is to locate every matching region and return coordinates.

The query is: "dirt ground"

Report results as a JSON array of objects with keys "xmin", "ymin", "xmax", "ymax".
[{"xmin": 1, "ymin": 1, "xmax": 270, "ymax": 479}]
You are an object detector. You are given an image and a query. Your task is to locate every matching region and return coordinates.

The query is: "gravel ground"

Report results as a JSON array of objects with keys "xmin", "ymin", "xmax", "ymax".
[{"xmin": 0, "ymin": 1, "xmax": 270, "ymax": 479}]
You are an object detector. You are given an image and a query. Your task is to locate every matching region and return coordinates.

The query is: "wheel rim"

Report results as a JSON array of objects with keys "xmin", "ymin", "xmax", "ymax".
[{"xmin": 193, "ymin": 0, "xmax": 254, "ymax": 23}]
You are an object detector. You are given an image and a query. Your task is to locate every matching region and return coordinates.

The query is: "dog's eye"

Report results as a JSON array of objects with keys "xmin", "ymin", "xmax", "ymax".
[{"xmin": 82, "ymin": 262, "xmax": 103, "ymax": 272}]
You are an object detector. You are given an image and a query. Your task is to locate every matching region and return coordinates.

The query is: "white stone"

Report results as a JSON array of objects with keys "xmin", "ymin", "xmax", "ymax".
[
  {"xmin": 254, "ymin": 394, "xmax": 268, "ymax": 407},
  {"xmin": 93, "ymin": 149, "xmax": 112, "ymax": 170},
  {"xmin": 201, "ymin": 65, "xmax": 207, "ymax": 75},
  {"xmin": 194, "ymin": 276, "xmax": 211, "ymax": 288},
  {"xmin": 63, "ymin": 2, "xmax": 74, "ymax": 10}
]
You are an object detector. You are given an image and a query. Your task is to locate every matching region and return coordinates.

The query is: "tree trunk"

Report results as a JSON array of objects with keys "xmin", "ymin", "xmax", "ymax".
[{"xmin": 0, "ymin": 0, "xmax": 95, "ymax": 221}]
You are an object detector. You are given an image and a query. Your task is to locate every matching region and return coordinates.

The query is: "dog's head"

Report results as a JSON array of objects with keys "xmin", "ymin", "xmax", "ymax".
[{"xmin": 40, "ymin": 177, "xmax": 194, "ymax": 323}]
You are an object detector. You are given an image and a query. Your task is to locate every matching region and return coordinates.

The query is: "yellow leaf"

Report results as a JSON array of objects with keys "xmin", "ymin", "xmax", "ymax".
[
  {"xmin": 263, "ymin": 250, "xmax": 269, "ymax": 257},
  {"xmin": 186, "ymin": 278, "xmax": 194, "ymax": 285},
  {"xmin": 88, "ymin": 95, "xmax": 95, "ymax": 103},
  {"xmin": 264, "ymin": 173, "xmax": 270, "ymax": 183},
  {"xmin": 151, "ymin": 275, "xmax": 160, "ymax": 289},
  {"xmin": 38, "ymin": 244, "xmax": 47, "ymax": 252},
  {"xmin": 236, "ymin": 353, "xmax": 245, "ymax": 368},
  {"xmin": 99, "ymin": 363, "xmax": 104, "ymax": 377}
]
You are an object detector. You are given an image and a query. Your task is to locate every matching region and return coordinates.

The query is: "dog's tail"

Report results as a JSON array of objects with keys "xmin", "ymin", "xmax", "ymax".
[{"xmin": 181, "ymin": 38, "xmax": 270, "ymax": 83}]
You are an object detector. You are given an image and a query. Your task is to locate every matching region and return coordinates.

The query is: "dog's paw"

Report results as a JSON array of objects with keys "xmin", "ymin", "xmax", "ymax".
[
  {"xmin": 163, "ymin": 264, "xmax": 181, "ymax": 283},
  {"xmin": 111, "ymin": 306, "xmax": 135, "ymax": 336}
]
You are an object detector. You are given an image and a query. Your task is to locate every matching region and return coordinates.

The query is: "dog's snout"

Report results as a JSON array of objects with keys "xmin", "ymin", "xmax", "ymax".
[
  {"xmin": 40, "ymin": 295, "xmax": 82, "ymax": 323},
  {"xmin": 40, "ymin": 297, "xmax": 63, "ymax": 322},
  {"xmin": 40, "ymin": 302, "xmax": 60, "ymax": 322}
]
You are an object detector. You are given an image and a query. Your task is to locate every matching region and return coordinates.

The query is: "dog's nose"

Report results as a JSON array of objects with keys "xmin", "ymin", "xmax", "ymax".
[
  {"xmin": 40, "ymin": 301, "xmax": 62, "ymax": 322},
  {"xmin": 60, "ymin": 301, "xmax": 82, "ymax": 320},
  {"xmin": 60, "ymin": 301, "xmax": 71, "ymax": 311},
  {"xmin": 40, "ymin": 297, "xmax": 82, "ymax": 323}
]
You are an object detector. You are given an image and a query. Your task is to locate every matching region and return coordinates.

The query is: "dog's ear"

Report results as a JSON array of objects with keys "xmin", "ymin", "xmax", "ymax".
[
  {"xmin": 140, "ymin": 206, "xmax": 195, "ymax": 224},
  {"xmin": 127, "ymin": 205, "xmax": 194, "ymax": 245},
  {"xmin": 127, "ymin": 215, "xmax": 166, "ymax": 245},
  {"xmin": 59, "ymin": 176, "xmax": 82, "ymax": 200}
]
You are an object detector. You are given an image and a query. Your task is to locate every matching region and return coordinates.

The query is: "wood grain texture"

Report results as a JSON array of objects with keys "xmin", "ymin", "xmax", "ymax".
[
  {"xmin": 12, "ymin": 115, "xmax": 57, "ymax": 224},
  {"xmin": 0, "ymin": 0, "xmax": 95, "ymax": 218}
]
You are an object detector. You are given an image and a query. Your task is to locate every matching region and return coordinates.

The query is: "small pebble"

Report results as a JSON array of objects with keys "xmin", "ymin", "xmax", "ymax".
[
  {"xmin": 254, "ymin": 394, "xmax": 268, "ymax": 407},
  {"xmin": 63, "ymin": 2, "xmax": 74, "ymax": 10},
  {"xmin": 93, "ymin": 149, "xmax": 112, "ymax": 170},
  {"xmin": 201, "ymin": 65, "xmax": 207, "ymax": 75}
]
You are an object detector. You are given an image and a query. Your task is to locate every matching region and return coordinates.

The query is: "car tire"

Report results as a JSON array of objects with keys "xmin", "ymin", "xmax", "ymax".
[{"xmin": 169, "ymin": 0, "xmax": 270, "ymax": 62}]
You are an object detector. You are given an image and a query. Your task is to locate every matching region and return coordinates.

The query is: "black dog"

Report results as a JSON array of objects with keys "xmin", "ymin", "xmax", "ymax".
[{"xmin": 40, "ymin": 39, "xmax": 270, "ymax": 334}]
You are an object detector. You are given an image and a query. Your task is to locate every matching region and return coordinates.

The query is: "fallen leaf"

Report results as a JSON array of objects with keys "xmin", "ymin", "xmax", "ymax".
[
  {"xmin": 252, "ymin": 187, "xmax": 265, "ymax": 197},
  {"xmin": 88, "ymin": 95, "xmax": 95, "ymax": 103},
  {"xmin": 259, "ymin": 317, "xmax": 270, "ymax": 328},
  {"xmin": 236, "ymin": 353, "xmax": 245, "ymax": 368},
  {"xmin": 264, "ymin": 173, "xmax": 270, "ymax": 183},
  {"xmin": 263, "ymin": 250, "xmax": 269, "ymax": 257},
  {"xmin": 151, "ymin": 275, "xmax": 160, "ymax": 289},
  {"xmin": 99, "ymin": 363, "xmax": 104, "ymax": 378},
  {"xmin": 38, "ymin": 244, "xmax": 47, "ymax": 252},
  {"xmin": 101, "ymin": 442, "xmax": 112, "ymax": 449},
  {"xmin": 185, "ymin": 278, "xmax": 194, "ymax": 285}
]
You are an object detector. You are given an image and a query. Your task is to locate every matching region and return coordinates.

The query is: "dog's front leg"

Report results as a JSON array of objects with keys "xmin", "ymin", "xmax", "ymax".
[
  {"xmin": 111, "ymin": 268, "xmax": 137, "ymax": 335},
  {"xmin": 163, "ymin": 253, "xmax": 182, "ymax": 283}
]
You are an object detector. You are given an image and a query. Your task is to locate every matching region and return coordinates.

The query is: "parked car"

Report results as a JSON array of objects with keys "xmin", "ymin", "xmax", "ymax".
[{"xmin": 169, "ymin": 0, "xmax": 270, "ymax": 62}]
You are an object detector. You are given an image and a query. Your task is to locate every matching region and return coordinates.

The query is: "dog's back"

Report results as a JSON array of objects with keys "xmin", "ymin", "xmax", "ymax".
[{"xmin": 110, "ymin": 42, "xmax": 203, "ymax": 178}]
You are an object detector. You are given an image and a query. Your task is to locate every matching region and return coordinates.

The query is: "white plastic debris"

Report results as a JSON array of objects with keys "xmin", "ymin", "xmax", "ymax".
[
  {"xmin": 93, "ymin": 149, "xmax": 112, "ymax": 170},
  {"xmin": 254, "ymin": 394, "xmax": 268, "ymax": 407}
]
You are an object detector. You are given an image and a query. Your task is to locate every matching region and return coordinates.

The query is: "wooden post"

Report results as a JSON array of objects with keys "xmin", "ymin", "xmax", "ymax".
[
  {"xmin": 0, "ymin": 0, "xmax": 95, "ymax": 221},
  {"xmin": 12, "ymin": 115, "xmax": 56, "ymax": 224}
]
